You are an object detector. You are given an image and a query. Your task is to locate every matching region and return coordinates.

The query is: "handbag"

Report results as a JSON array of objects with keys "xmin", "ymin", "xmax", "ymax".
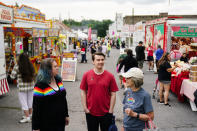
[
  {"xmin": 108, "ymin": 115, "xmax": 118, "ymax": 131},
  {"xmin": 144, "ymin": 119, "xmax": 160, "ymax": 131}
]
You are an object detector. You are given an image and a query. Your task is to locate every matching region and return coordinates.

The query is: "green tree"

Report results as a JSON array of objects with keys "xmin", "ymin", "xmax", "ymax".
[{"xmin": 63, "ymin": 19, "xmax": 113, "ymax": 37}]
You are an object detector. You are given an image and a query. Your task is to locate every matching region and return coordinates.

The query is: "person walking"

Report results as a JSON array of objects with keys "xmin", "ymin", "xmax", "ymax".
[
  {"xmin": 118, "ymin": 49, "xmax": 138, "ymax": 73},
  {"xmin": 116, "ymin": 49, "xmax": 129, "ymax": 88},
  {"xmin": 158, "ymin": 53, "xmax": 177, "ymax": 106},
  {"xmin": 107, "ymin": 41, "xmax": 111, "ymax": 57},
  {"xmin": 97, "ymin": 43, "xmax": 103, "ymax": 53},
  {"xmin": 10, "ymin": 53, "xmax": 35, "ymax": 123},
  {"xmin": 146, "ymin": 44, "xmax": 154, "ymax": 71},
  {"xmin": 32, "ymin": 58, "xmax": 69, "ymax": 131},
  {"xmin": 121, "ymin": 41, "xmax": 126, "ymax": 48},
  {"xmin": 135, "ymin": 41, "xmax": 145, "ymax": 69},
  {"xmin": 155, "ymin": 45, "xmax": 164, "ymax": 73},
  {"xmin": 80, "ymin": 52, "xmax": 119, "ymax": 131},
  {"xmin": 122, "ymin": 68, "xmax": 154, "ymax": 131},
  {"xmin": 81, "ymin": 45, "xmax": 87, "ymax": 63},
  {"xmin": 90, "ymin": 43, "xmax": 96, "ymax": 55}
]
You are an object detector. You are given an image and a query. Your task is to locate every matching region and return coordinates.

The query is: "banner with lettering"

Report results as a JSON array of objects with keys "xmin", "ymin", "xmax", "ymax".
[
  {"xmin": 32, "ymin": 28, "xmax": 48, "ymax": 37},
  {"xmin": 14, "ymin": 5, "xmax": 45, "ymax": 21},
  {"xmin": 172, "ymin": 26, "xmax": 197, "ymax": 37},
  {"xmin": 0, "ymin": 5, "xmax": 13, "ymax": 24}
]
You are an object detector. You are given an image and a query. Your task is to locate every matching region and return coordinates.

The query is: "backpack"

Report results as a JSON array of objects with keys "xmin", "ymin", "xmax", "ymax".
[{"xmin": 108, "ymin": 115, "xmax": 118, "ymax": 131}]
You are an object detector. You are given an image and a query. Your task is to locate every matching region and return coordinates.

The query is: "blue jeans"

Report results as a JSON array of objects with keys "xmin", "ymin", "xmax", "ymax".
[
  {"xmin": 81, "ymin": 54, "xmax": 86, "ymax": 63},
  {"xmin": 107, "ymin": 50, "xmax": 110, "ymax": 57}
]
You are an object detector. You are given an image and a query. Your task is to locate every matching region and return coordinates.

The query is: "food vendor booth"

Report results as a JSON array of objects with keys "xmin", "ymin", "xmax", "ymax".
[
  {"xmin": 48, "ymin": 28, "xmax": 61, "ymax": 66},
  {"xmin": 0, "ymin": 2, "xmax": 13, "ymax": 95},
  {"xmin": 146, "ymin": 17, "xmax": 197, "ymax": 111},
  {"xmin": 31, "ymin": 28, "xmax": 49, "ymax": 73},
  {"xmin": 4, "ymin": 5, "xmax": 48, "ymax": 72},
  {"xmin": 4, "ymin": 27, "xmax": 32, "ymax": 76}
]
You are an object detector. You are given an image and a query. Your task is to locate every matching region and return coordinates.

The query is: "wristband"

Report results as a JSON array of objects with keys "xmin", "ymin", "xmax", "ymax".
[{"xmin": 137, "ymin": 113, "xmax": 140, "ymax": 119}]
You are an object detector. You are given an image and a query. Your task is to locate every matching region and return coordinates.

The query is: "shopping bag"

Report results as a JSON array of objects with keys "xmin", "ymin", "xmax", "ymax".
[
  {"xmin": 108, "ymin": 115, "xmax": 118, "ymax": 131},
  {"xmin": 143, "ymin": 119, "xmax": 160, "ymax": 131}
]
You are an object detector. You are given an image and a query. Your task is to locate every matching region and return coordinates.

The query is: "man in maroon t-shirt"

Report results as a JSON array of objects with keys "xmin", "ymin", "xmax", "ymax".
[{"xmin": 80, "ymin": 52, "xmax": 119, "ymax": 131}]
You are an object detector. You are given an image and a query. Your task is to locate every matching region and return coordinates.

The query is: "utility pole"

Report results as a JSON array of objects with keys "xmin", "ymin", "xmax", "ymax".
[{"xmin": 132, "ymin": 8, "xmax": 134, "ymax": 25}]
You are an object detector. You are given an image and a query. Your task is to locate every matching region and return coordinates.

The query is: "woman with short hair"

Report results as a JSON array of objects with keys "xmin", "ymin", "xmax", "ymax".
[
  {"xmin": 32, "ymin": 58, "xmax": 69, "ymax": 131},
  {"xmin": 122, "ymin": 68, "xmax": 154, "ymax": 131}
]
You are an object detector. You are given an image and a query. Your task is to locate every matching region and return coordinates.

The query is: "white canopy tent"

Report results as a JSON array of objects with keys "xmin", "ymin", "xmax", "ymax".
[{"xmin": 77, "ymin": 30, "xmax": 88, "ymax": 39}]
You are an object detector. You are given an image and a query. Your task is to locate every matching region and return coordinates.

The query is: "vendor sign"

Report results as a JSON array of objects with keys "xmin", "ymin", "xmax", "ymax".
[
  {"xmin": 0, "ymin": 4, "xmax": 13, "ymax": 24},
  {"xmin": 32, "ymin": 28, "xmax": 48, "ymax": 37},
  {"xmin": 63, "ymin": 53, "xmax": 74, "ymax": 58},
  {"xmin": 61, "ymin": 58, "xmax": 77, "ymax": 82},
  {"xmin": 49, "ymin": 28, "xmax": 59, "ymax": 37},
  {"xmin": 14, "ymin": 5, "xmax": 45, "ymax": 21},
  {"xmin": 172, "ymin": 26, "xmax": 197, "ymax": 37}
]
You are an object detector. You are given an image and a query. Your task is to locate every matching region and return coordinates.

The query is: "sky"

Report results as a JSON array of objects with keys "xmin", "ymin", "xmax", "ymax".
[{"xmin": 1, "ymin": 0, "xmax": 197, "ymax": 21}]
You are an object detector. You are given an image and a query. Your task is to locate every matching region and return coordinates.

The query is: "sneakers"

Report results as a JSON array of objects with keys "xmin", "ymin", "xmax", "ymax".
[
  {"xmin": 22, "ymin": 114, "xmax": 32, "ymax": 119},
  {"xmin": 164, "ymin": 103, "xmax": 171, "ymax": 107},
  {"xmin": 19, "ymin": 116, "xmax": 31, "ymax": 123},
  {"xmin": 157, "ymin": 99, "xmax": 164, "ymax": 104}
]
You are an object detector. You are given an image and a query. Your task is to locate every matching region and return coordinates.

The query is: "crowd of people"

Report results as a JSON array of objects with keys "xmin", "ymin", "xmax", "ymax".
[{"xmin": 9, "ymin": 38, "xmax": 192, "ymax": 131}]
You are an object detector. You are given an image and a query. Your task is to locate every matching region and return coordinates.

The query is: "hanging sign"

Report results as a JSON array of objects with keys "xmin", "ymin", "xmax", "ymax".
[
  {"xmin": 32, "ymin": 28, "xmax": 48, "ymax": 37},
  {"xmin": 48, "ymin": 28, "xmax": 59, "ymax": 37},
  {"xmin": 0, "ymin": 4, "xmax": 13, "ymax": 24}
]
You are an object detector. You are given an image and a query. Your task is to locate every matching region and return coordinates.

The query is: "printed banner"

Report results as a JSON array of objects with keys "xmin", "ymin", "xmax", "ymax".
[
  {"xmin": 154, "ymin": 24, "xmax": 164, "ymax": 50},
  {"xmin": 14, "ymin": 5, "xmax": 45, "ymax": 21},
  {"xmin": 173, "ymin": 26, "xmax": 197, "ymax": 37},
  {"xmin": 145, "ymin": 25, "xmax": 154, "ymax": 47},
  {"xmin": 61, "ymin": 59, "xmax": 77, "ymax": 82}
]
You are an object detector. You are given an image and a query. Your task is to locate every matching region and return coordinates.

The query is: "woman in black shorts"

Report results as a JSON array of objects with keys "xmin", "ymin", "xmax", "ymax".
[{"xmin": 158, "ymin": 53, "xmax": 177, "ymax": 106}]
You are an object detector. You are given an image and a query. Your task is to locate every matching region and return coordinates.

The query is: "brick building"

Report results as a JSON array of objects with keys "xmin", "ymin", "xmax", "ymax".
[{"xmin": 123, "ymin": 13, "xmax": 197, "ymax": 25}]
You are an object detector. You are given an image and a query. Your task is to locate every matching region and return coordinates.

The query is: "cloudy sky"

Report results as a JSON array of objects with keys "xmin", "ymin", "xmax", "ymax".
[{"xmin": 1, "ymin": 0, "xmax": 196, "ymax": 21}]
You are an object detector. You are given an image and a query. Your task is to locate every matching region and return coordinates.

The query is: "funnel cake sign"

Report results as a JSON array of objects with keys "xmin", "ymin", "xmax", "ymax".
[
  {"xmin": 172, "ymin": 26, "xmax": 197, "ymax": 37},
  {"xmin": 0, "ymin": 4, "xmax": 13, "ymax": 24}
]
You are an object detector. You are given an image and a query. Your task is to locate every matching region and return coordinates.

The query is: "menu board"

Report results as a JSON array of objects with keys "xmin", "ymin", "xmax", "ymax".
[{"xmin": 61, "ymin": 58, "xmax": 77, "ymax": 82}]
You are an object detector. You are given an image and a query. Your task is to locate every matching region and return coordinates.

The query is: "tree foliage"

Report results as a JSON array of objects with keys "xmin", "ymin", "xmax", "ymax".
[{"xmin": 63, "ymin": 19, "xmax": 113, "ymax": 37}]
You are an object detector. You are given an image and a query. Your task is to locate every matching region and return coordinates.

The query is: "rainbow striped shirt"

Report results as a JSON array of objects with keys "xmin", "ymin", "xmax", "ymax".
[{"xmin": 33, "ymin": 82, "xmax": 65, "ymax": 97}]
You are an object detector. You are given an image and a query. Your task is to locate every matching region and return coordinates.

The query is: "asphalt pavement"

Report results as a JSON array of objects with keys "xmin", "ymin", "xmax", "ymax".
[{"xmin": 0, "ymin": 48, "xmax": 197, "ymax": 131}]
